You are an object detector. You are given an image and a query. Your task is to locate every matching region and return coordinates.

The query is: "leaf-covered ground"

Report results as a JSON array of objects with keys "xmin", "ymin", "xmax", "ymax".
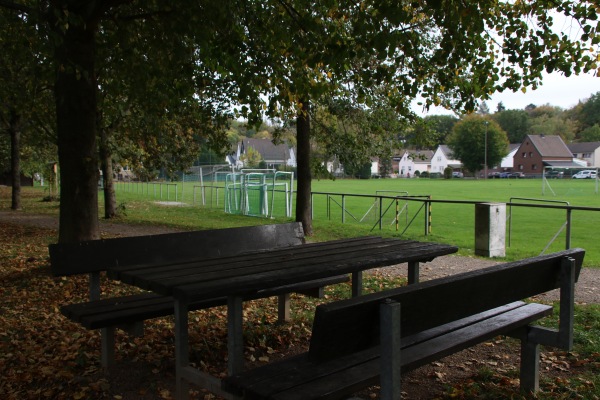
[{"xmin": 1, "ymin": 214, "xmax": 599, "ymax": 399}]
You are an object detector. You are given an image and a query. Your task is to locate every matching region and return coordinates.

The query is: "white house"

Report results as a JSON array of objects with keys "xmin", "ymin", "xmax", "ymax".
[
  {"xmin": 395, "ymin": 150, "xmax": 434, "ymax": 177},
  {"xmin": 567, "ymin": 142, "xmax": 600, "ymax": 167},
  {"xmin": 499, "ymin": 144, "xmax": 520, "ymax": 170},
  {"xmin": 431, "ymin": 145, "xmax": 462, "ymax": 173}
]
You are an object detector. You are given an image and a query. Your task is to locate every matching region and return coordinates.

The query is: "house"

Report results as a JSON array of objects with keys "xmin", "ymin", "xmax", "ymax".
[
  {"xmin": 567, "ymin": 142, "xmax": 600, "ymax": 167},
  {"xmin": 499, "ymin": 144, "xmax": 520, "ymax": 170},
  {"xmin": 431, "ymin": 145, "xmax": 462, "ymax": 173},
  {"xmin": 394, "ymin": 150, "xmax": 434, "ymax": 177},
  {"xmin": 513, "ymin": 135, "xmax": 575, "ymax": 174},
  {"xmin": 231, "ymin": 138, "xmax": 296, "ymax": 169}
]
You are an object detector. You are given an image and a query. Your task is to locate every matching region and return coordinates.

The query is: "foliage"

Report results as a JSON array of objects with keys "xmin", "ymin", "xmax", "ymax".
[
  {"xmin": 423, "ymin": 115, "xmax": 459, "ymax": 147},
  {"xmin": 240, "ymin": 146, "xmax": 262, "ymax": 168},
  {"xmin": 448, "ymin": 116, "xmax": 509, "ymax": 174},
  {"xmin": 444, "ymin": 167, "xmax": 453, "ymax": 180},
  {"xmin": 311, "ymin": 98, "xmax": 405, "ymax": 179},
  {"xmin": 578, "ymin": 124, "xmax": 600, "ymax": 142},
  {"xmin": 492, "ymin": 109, "xmax": 531, "ymax": 143}
]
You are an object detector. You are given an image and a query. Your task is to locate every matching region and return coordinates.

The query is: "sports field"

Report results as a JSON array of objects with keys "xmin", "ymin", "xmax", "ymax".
[
  {"xmin": 113, "ymin": 177, "xmax": 600, "ymax": 266},
  {"xmin": 310, "ymin": 177, "xmax": 600, "ymax": 265}
]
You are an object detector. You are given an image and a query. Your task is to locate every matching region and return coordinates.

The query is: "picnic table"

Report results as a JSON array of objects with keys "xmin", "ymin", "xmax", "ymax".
[{"xmin": 107, "ymin": 236, "xmax": 458, "ymax": 399}]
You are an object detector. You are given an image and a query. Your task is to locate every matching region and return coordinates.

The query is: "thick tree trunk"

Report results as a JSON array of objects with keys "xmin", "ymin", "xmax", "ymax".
[
  {"xmin": 295, "ymin": 99, "xmax": 313, "ymax": 235},
  {"xmin": 53, "ymin": 17, "xmax": 100, "ymax": 243},
  {"xmin": 99, "ymin": 127, "xmax": 117, "ymax": 219},
  {"xmin": 9, "ymin": 110, "xmax": 21, "ymax": 210}
]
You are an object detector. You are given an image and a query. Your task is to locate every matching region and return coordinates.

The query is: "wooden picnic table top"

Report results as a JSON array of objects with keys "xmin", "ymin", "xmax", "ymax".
[{"xmin": 107, "ymin": 236, "xmax": 458, "ymax": 303}]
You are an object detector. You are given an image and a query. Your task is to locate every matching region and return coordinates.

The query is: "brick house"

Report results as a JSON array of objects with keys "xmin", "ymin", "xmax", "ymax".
[{"xmin": 513, "ymin": 135, "xmax": 573, "ymax": 174}]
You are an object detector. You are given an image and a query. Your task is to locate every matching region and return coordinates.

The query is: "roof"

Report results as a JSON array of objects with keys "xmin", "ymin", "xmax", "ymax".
[
  {"xmin": 527, "ymin": 135, "xmax": 572, "ymax": 158},
  {"xmin": 567, "ymin": 142, "xmax": 600, "ymax": 153},
  {"xmin": 242, "ymin": 138, "xmax": 292, "ymax": 162},
  {"xmin": 543, "ymin": 160, "xmax": 587, "ymax": 168},
  {"xmin": 404, "ymin": 150, "xmax": 434, "ymax": 163}
]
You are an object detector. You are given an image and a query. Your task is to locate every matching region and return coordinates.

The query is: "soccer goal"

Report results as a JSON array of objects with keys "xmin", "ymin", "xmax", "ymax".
[{"xmin": 542, "ymin": 166, "xmax": 599, "ymax": 196}]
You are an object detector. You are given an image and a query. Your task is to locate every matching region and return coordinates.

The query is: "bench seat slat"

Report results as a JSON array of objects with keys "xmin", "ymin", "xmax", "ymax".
[
  {"xmin": 61, "ymin": 276, "xmax": 350, "ymax": 330},
  {"xmin": 224, "ymin": 303, "xmax": 553, "ymax": 400}
]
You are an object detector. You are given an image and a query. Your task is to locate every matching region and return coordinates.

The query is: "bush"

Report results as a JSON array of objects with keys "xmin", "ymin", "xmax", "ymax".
[
  {"xmin": 443, "ymin": 167, "xmax": 453, "ymax": 180},
  {"xmin": 420, "ymin": 171, "xmax": 429, "ymax": 178}
]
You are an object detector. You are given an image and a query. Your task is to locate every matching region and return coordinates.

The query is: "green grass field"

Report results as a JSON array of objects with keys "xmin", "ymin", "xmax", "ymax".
[{"xmin": 106, "ymin": 177, "xmax": 600, "ymax": 267}]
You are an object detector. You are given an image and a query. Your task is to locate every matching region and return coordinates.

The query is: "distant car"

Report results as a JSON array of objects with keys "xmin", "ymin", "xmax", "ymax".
[
  {"xmin": 509, "ymin": 172, "xmax": 525, "ymax": 179},
  {"xmin": 499, "ymin": 172, "xmax": 511, "ymax": 178},
  {"xmin": 546, "ymin": 170, "xmax": 564, "ymax": 179},
  {"xmin": 487, "ymin": 172, "xmax": 501, "ymax": 178},
  {"xmin": 572, "ymin": 170, "xmax": 597, "ymax": 179},
  {"xmin": 452, "ymin": 171, "xmax": 464, "ymax": 178}
]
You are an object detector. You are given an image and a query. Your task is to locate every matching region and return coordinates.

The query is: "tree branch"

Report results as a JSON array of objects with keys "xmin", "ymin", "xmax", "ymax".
[{"xmin": 0, "ymin": 0, "xmax": 32, "ymax": 13}]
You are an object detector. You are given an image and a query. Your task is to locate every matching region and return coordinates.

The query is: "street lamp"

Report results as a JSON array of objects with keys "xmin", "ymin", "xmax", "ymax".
[{"xmin": 484, "ymin": 121, "xmax": 489, "ymax": 180}]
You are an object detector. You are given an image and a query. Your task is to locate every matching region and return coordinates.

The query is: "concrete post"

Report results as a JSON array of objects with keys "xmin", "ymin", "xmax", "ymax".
[{"xmin": 475, "ymin": 202, "xmax": 506, "ymax": 257}]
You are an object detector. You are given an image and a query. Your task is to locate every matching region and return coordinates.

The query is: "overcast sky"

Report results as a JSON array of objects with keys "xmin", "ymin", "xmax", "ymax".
[{"xmin": 414, "ymin": 71, "xmax": 599, "ymax": 117}]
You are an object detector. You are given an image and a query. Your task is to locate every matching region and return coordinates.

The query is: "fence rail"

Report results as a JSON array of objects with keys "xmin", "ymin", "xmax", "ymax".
[{"xmin": 310, "ymin": 191, "xmax": 600, "ymax": 255}]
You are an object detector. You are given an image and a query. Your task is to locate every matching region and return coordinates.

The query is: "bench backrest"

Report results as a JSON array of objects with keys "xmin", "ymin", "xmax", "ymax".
[
  {"xmin": 309, "ymin": 248, "xmax": 585, "ymax": 362},
  {"xmin": 49, "ymin": 222, "xmax": 305, "ymax": 276}
]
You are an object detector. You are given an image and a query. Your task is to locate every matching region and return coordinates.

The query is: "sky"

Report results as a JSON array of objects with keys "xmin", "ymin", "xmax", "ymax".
[{"xmin": 414, "ymin": 71, "xmax": 599, "ymax": 116}]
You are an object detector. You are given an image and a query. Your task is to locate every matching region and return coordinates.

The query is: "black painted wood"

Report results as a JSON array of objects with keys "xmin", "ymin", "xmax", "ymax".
[
  {"xmin": 61, "ymin": 275, "xmax": 349, "ymax": 329},
  {"xmin": 222, "ymin": 249, "xmax": 585, "ymax": 400},
  {"xmin": 50, "ymin": 223, "xmax": 351, "ymax": 330},
  {"xmin": 49, "ymin": 222, "xmax": 305, "ymax": 276},
  {"xmin": 309, "ymin": 248, "xmax": 584, "ymax": 362}
]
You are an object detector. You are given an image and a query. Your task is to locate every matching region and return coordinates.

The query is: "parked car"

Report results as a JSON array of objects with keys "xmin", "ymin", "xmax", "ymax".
[
  {"xmin": 487, "ymin": 172, "xmax": 501, "ymax": 178},
  {"xmin": 452, "ymin": 171, "xmax": 464, "ymax": 178},
  {"xmin": 572, "ymin": 170, "xmax": 598, "ymax": 179},
  {"xmin": 509, "ymin": 172, "xmax": 525, "ymax": 179},
  {"xmin": 499, "ymin": 172, "xmax": 511, "ymax": 178},
  {"xmin": 546, "ymin": 170, "xmax": 564, "ymax": 179}
]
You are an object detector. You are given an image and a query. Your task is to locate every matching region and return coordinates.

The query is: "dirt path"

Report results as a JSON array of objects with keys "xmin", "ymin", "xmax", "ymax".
[{"xmin": 1, "ymin": 209, "xmax": 598, "ymax": 304}]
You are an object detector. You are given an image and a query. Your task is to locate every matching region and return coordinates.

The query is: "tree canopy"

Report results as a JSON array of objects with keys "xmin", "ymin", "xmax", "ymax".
[
  {"xmin": 448, "ymin": 116, "xmax": 509, "ymax": 174},
  {"xmin": 1, "ymin": 0, "xmax": 599, "ymax": 241}
]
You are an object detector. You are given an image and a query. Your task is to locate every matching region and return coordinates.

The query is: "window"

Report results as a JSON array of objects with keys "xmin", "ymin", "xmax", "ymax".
[
  {"xmin": 519, "ymin": 165, "xmax": 524, "ymax": 170},
  {"xmin": 532, "ymin": 164, "xmax": 538, "ymax": 170},
  {"xmin": 437, "ymin": 156, "xmax": 442, "ymax": 161},
  {"xmin": 529, "ymin": 152, "xmax": 533, "ymax": 157},
  {"xmin": 523, "ymin": 152, "xmax": 527, "ymax": 158}
]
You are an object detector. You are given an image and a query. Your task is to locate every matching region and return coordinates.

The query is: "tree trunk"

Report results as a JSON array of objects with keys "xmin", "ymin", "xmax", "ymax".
[
  {"xmin": 53, "ymin": 14, "xmax": 100, "ymax": 243},
  {"xmin": 99, "ymin": 124, "xmax": 117, "ymax": 219},
  {"xmin": 295, "ymin": 99, "xmax": 313, "ymax": 235},
  {"xmin": 9, "ymin": 109, "xmax": 21, "ymax": 211}
]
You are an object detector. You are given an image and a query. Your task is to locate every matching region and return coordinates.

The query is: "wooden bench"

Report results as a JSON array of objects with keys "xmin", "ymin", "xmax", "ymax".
[
  {"xmin": 49, "ymin": 222, "xmax": 349, "ymax": 367},
  {"xmin": 223, "ymin": 248, "xmax": 585, "ymax": 400}
]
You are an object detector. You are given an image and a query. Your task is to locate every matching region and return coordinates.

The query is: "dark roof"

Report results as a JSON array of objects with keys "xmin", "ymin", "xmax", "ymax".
[
  {"xmin": 527, "ymin": 135, "xmax": 572, "ymax": 158},
  {"xmin": 242, "ymin": 138, "xmax": 291, "ymax": 162},
  {"xmin": 567, "ymin": 142, "xmax": 600, "ymax": 153},
  {"xmin": 543, "ymin": 160, "xmax": 585, "ymax": 167}
]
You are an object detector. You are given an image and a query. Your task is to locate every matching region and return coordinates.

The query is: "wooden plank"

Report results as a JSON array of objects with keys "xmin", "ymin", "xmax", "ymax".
[
  {"xmin": 224, "ymin": 303, "xmax": 552, "ymax": 400},
  {"xmin": 165, "ymin": 242, "xmax": 457, "ymax": 301},
  {"xmin": 111, "ymin": 236, "xmax": 387, "ymax": 275},
  {"xmin": 223, "ymin": 302, "xmax": 529, "ymax": 393},
  {"xmin": 49, "ymin": 222, "xmax": 304, "ymax": 276},
  {"xmin": 61, "ymin": 276, "xmax": 350, "ymax": 330},
  {"xmin": 108, "ymin": 237, "xmax": 402, "ymax": 285},
  {"xmin": 308, "ymin": 249, "xmax": 584, "ymax": 362}
]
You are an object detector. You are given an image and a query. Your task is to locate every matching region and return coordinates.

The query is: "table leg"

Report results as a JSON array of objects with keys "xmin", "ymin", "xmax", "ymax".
[
  {"xmin": 352, "ymin": 271, "xmax": 363, "ymax": 297},
  {"xmin": 227, "ymin": 296, "xmax": 244, "ymax": 376},
  {"xmin": 408, "ymin": 261, "xmax": 420, "ymax": 284},
  {"xmin": 174, "ymin": 299, "xmax": 190, "ymax": 400}
]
